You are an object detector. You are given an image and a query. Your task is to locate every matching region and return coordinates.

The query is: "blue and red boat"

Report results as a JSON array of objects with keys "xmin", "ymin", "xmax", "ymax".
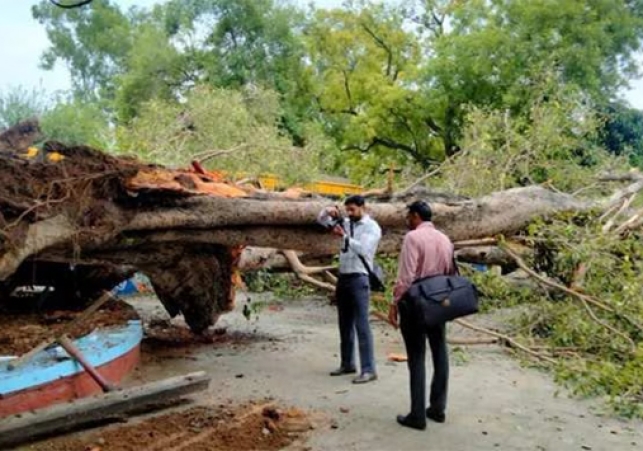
[{"xmin": 0, "ymin": 320, "xmax": 143, "ymax": 417}]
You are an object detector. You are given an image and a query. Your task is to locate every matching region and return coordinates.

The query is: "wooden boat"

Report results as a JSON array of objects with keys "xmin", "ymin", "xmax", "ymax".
[{"xmin": 0, "ymin": 320, "xmax": 143, "ymax": 417}]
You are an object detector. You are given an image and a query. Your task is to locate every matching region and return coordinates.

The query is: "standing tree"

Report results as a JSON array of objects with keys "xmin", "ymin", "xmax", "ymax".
[
  {"xmin": 413, "ymin": 0, "xmax": 643, "ymax": 155},
  {"xmin": 32, "ymin": 0, "xmax": 137, "ymax": 102},
  {"xmin": 304, "ymin": 1, "xmax": 435, "ymax": 178},
  {"xmin": 598, "ymin": 102, "xmax": 643, "ymax": 167}
]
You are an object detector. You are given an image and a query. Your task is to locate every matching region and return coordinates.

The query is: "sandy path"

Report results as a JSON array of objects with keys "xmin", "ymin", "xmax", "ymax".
[{"xmin": 122, "ymin": 295, "xmax": 643, "ymax": 451}]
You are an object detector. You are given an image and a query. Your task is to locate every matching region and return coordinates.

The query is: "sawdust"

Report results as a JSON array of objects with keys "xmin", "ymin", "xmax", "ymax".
[
  {"xmin": 32, "ymin": 402, "xmax": 315, "ymax": 451},
  {"xmin": 0, "ymin": 298, "xmax": 139, "ymax": 356}
]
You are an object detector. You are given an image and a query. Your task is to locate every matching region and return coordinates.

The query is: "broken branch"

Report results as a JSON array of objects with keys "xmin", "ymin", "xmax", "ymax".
[
  {"xmin": 454, "ymin": 319, "xmax": 556, "ymax": 364},
  {"xmin": 500, "ymin": 244, "xmax": 643, "ymax": 340}
]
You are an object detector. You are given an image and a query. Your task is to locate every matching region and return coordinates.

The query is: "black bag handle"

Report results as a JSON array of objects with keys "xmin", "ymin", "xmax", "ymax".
[{"xmin": 358, "ymin": 253, "xmax": 376, "ymax": 279}]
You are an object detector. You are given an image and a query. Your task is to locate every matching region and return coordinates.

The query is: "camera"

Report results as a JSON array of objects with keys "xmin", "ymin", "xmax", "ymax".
[
  {"xmin": 317, "ymin": 207, "xmax": 345, "ymax": 230},
  {"xmin": 328, "ymin": 213, "xmax": 345, "ymax": 229}
]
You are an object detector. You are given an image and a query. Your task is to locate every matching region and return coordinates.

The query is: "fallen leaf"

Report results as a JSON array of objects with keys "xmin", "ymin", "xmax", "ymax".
[{"xmin": 387, "ymin": 353, "xmax": 408, "ymax": 362}]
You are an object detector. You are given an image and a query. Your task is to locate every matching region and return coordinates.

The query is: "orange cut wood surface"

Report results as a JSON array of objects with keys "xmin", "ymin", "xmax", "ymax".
[{"xmin": 126, "ymin": 168, "xmax": 248, "ymax": 198}]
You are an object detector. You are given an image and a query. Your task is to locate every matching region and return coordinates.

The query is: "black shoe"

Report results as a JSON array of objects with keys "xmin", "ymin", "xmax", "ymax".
[
  {"xmin": 396, "ymin": 414, "xmax": 427, "ymax": 430},
  {"xmin": 426, "ymin": 408, "xmax": 446, "ymax": 423},
  {"xmin": 352, "ymin": 372, "xmax": 378, "ymax": 384},
  {"xmin": 329, "ymin": 367, "xmax": 357, "ymax": 376}
]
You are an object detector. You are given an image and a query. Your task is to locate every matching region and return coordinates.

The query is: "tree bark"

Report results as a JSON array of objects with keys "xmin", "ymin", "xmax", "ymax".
[
  {"xmin": 124, "ymin": 186, "xmax": 590, "ymax": 244},
  {"xmin": 0, "ymin": 139, "xmax": 601, "ymax": 334},
  {"xmin": 455, "ymin": 244, "xmax": 531, "ymax": 269}
]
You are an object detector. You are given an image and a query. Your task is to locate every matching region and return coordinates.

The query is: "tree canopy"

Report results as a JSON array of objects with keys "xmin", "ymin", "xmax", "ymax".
[{"xmin": 18, "ymin": 0, "xmax": 643, "ymax": 180}]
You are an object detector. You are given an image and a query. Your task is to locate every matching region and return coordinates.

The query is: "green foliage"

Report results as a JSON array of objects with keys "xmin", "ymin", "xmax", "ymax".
[
  {"xmin": 305, "ymin": 1, "xmax": 436, "ymax": 173},
  {"xmin": 437, "ymin": 77, "xmax": 626, "ymax": 196},
  {"xmin": 116, "ymin": 85, "xmax": 330, "ymax": 184},
  {"xmin": 468, "ymin": 271, "xmax": 535, "ymax": 313},
  {"xmin": 471, "ymin": 213, "xmax": 643, "ymax": 417},
  {"xmin": 41, "ymin": 97, "xmax": 111, "ymax": 148},
  {"xmin": 31, "ymin": 0, "xmax": 643, "ymax": 175},
  {"xmin": 32, "ymin": 0, "xmax": 137, "ymax": 100},
  {"xmin": 0, "ymin": 87, "xmax": 110, "ymax": 148},
  {"xmin": 598, "ymin": 102, "xmax": 643, "ymax": 168},
  {"xmin": 0, "ymin": 86, "xmax": 48, "ymax": 129},
  {"xmin": 416, "ymin": 0, "xmax": 643, "ymax": 153},
  {"xmin": 243, "ymin": 271, "xmax": 317, "ymax": 300},
  {"xmin": 113, "ymin": 22, "xmax": 186, "ymax": 122}
]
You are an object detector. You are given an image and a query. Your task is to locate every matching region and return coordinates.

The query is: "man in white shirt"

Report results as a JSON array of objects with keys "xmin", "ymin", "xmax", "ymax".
[{"xmin": 318, "ymin": 195, "xmax": 382, "ymax": 384}]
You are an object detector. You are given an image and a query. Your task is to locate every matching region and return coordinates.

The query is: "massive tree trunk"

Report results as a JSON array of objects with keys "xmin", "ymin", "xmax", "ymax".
[
  {"xmin": 124, "ymin": 186, "xmax": 590, "ymax": 243},
  {"xmin": 0, "ymin": 137, "xmax": 606, "ymax": 333}
]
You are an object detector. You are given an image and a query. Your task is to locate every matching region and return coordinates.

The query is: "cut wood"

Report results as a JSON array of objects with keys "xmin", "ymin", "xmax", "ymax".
[
  {"xmin": 0, "ymin": 371, "xmax": 211, "ymax": 449},
  {"xmin": 602, "ymin": 194, "xmax": 635, "ymax": 232}
]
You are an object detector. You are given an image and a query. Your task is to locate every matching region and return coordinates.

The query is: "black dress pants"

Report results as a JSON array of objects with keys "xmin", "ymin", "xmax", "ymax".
[{"xmin": 399, "ymin": 299, "xmax": 449, "ymax": 420}]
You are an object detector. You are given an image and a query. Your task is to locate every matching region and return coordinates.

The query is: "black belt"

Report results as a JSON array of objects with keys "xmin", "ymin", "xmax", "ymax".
[{"xmin": 338, "ymin": 273, "xmax": 368, "ymax": 279}]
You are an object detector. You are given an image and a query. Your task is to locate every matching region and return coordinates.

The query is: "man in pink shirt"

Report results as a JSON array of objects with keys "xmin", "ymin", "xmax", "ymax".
[{"xmin": 388, "ymin": 200, "xmax": 456, "ymax": 430}]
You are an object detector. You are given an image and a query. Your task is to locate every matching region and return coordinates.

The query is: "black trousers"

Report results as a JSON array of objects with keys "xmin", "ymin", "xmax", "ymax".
[{"xmin": 399, "ymin": 299, "xmax": 449, "ymax": 420}]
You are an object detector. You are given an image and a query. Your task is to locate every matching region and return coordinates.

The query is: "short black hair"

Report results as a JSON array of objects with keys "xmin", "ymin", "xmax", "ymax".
[
  {"xmin": 344, "ymin": 195, "xmax": 365, "ymax": 207},
  {"xmin": 407, "ymin": 200, "xmax": 432, "ymax": 221}
]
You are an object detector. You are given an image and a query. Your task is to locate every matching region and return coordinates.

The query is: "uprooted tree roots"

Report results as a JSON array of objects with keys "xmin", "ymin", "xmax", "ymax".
[{"xmin": 3, "ymin": 129, "xmax": 643, "ymax": 336}]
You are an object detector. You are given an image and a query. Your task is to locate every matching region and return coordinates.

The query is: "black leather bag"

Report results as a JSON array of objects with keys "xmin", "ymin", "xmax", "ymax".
[
  {"xmin": 358, "ymin": 254, "xmax": 386, "ymax": 292},
  {"xmin": 404, "ymin": 268, "xmax": 479, "ymax": 328}
]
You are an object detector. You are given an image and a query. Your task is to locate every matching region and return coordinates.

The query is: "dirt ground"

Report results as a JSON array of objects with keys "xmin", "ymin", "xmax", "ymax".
[
  {"xmin": 17, "ymin": 294, "xmax": 643, "ymax": 451},
  {"xmin": 0, "ymin": 299, "xmax": 138, "ymax": 355},
  {"xmin": 29, "ymin": 402, "xmax": 316, "ymax": 451}
]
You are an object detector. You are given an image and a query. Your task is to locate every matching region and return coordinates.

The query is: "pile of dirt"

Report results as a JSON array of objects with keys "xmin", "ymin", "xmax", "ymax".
[
  {"xmin": 0, "ymin": 298, "xmax": 139, "ymax": 356},
  {"xmin": 143, "ymin": 320, "xmax": 275, "ymax": 349},
  {"xmin": 35, "ymin": 402, "xmax": 314, "ymax": 451}
]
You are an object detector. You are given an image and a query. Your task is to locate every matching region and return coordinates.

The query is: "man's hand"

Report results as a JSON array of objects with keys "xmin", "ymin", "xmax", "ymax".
[
  {"xmin": 326, "ymin": 205, "xmax": 340, "ymax": 219},
  {"xmin": 388, "ymin": 303, "xmax": 399, "ymax": 329},
  {"xmin": 331, "ymin": 225, "xmax": 345, "ymax": 237}
]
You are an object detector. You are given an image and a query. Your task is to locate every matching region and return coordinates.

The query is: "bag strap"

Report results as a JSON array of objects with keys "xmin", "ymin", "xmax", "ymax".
[
  {"xmin": 452, "ymin": 253, "xmax": 460, "ymax": 276},
  {"xmin": 357, "ymin": 253, "xmax": 376, "ymax": 277},
  {"xmin": 348, "ymin": 221, "xmax": 376, "ymax": 276}
]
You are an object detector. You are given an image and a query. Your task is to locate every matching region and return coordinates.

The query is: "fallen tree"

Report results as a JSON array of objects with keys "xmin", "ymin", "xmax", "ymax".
[{"xmin": 1, "ymin": 121, "xmax": 638, "ymax": 334}]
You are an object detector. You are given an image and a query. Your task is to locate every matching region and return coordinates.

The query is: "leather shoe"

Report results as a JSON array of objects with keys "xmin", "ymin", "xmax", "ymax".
[
  {"xmin": 329, "ymin": 367, "xmax": 357, "ymax": 376},
  {"xmin": 352, "ymin": 372, "xmax": 378, "ymax": 384},
  {"xmin": 426, "ymin": 408, "xmax": 446, "ymax": 423},
  {"xmin": 396, "ymin": 414, "xmax": 426, "ymax": 430}
]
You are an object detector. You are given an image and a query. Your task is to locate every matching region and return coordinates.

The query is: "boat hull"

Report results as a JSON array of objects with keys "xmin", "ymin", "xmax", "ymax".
[{"xmin": 0, "ymin": 321, "xmax": 143, "ymax": 417}]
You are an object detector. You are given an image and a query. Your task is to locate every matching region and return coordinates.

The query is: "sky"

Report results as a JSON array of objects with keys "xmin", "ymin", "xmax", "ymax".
[{"xmin": 0, "ymin": 0, "xmax": 642, "ymax": 110}]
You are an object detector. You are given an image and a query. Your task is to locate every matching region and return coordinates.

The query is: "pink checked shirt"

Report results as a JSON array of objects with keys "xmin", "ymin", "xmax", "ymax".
[{"xmin": 393, "ymin": 222, "xmax": 455, "ymax": 304}]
